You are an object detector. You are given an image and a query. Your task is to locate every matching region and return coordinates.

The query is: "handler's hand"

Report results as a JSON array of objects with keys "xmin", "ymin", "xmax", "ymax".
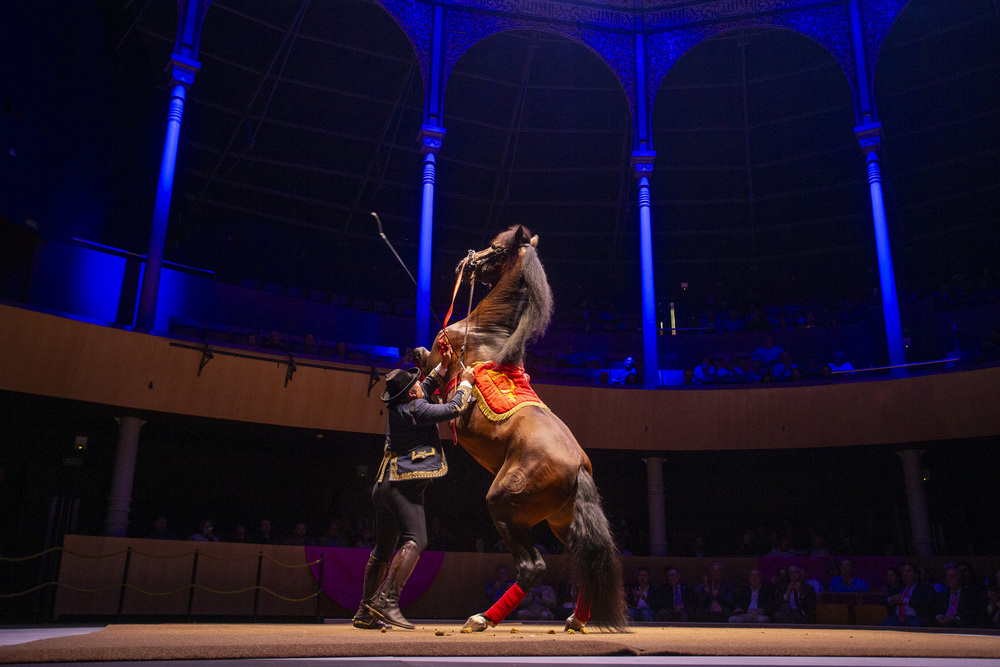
[
  {"xmin": 437, "ymin": 338, "xmax": 453, "ymax": 367},
  {"xmin": 460, "ymin": 366, "xmax": 475, "ymax": 385}
]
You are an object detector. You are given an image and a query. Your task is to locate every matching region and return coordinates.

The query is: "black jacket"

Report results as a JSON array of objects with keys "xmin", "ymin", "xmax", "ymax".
[{"xmin": 377, "ymin": 369, "xmax": 472, "ymax": 482}]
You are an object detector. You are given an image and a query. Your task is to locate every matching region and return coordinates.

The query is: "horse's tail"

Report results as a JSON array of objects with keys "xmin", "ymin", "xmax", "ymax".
[{"xmin": 566, "ymin": 468, "xmax": 628, "ymax": 632}]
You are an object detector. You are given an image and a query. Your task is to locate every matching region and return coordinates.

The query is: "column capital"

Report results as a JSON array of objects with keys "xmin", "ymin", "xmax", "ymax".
[
  {"xmin": 167, "ymin": 53, "xmax": 201, "ymax": 88},
  {"xmin": 854, "ymin": 121, "xmax": 883, "ymax": 155},
  {"xmin": 418, "ymin": 124, "xmax": 447, "ymax": 155},
  {"xmin": 631, "ymin": 150, "xmax": 656, "ymax": 177}
]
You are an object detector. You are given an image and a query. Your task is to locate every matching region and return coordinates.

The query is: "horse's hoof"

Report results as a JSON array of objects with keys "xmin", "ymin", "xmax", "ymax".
[
  {"xmin": 564, "ymin": 614, "xmax": 587, "ymax": 633},
  {"xmin": 460, "ymin": 613, "xmax": 495, "ymax": 633}
]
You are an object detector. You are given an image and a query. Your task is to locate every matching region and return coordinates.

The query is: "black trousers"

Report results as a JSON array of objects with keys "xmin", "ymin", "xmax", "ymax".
[{"xmin": 371, "ymin": 476, "xmax": 430, "ymax": 561}]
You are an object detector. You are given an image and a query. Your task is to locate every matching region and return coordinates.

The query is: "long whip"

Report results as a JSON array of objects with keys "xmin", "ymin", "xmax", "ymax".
[{"xmin": 371, "ymin": 212, "xmax": 466, "ymax": 368}]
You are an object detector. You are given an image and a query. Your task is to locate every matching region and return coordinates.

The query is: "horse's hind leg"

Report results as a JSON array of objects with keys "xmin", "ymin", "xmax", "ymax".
[{"xmin": 461, "ymin": 498, "xmax": 545, "ymax": 632}]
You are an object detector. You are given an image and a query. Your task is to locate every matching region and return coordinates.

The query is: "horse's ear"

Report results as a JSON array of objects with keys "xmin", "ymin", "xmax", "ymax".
[
  {"xmin": 512, "ymin": 225, "xmax": 525, "ymax": 247},
  {"xmin": 530, "ymin": 235, "xmax": 538, "ymax": 247}
]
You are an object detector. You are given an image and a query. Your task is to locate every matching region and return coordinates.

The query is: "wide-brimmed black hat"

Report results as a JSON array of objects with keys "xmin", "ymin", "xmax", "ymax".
[{"xmin": 381, "ymin": 367, "xmax": 420, "ymax": 403}]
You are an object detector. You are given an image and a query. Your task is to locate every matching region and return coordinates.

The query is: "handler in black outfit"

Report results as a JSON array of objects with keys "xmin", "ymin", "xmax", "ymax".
[{"xmin": 353, "ymin": 341, "xmax": 475, "ymax": 630}]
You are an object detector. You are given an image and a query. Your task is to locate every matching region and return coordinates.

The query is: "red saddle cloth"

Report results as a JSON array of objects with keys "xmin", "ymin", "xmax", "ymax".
[{"xmin": 472, "ymin": 362, "xmax": 548, "ymax": 421}]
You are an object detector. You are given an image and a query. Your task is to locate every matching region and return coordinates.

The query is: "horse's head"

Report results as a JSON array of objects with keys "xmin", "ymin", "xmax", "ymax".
[{"xmin": 457, "ymin": 225, "xmax": 538, "ymax": 285}]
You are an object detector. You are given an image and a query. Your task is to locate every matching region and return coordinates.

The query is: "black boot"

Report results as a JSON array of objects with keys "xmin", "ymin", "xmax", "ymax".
[
  {"xmin": 352, "ymin": 554, "xmax": 390, "ymax": 629},
  {"xmin": 365, "ymin": 540, "xmax": 420, "ymax": 629}
]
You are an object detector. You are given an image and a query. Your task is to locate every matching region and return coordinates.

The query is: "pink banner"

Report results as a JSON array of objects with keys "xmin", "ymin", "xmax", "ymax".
[{"xmin": 305, "ymin": 546, "xmax": 445, "ymax": 609}]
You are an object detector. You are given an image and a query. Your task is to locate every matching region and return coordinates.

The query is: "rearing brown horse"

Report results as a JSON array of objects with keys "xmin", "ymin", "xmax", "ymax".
[{"xmin": 414, "ymin": 225, "xmax": 627, "ymax": 633}]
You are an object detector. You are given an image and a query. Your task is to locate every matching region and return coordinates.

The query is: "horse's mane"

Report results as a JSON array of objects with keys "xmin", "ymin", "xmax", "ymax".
[{"xmin": 475, "ymin": 228, "xmax": 553, "ymax": 366}]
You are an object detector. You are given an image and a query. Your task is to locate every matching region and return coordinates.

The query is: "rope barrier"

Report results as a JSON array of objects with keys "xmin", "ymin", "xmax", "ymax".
[
  {"xmin": 0, "ymin": 545, "xmax": 323, "ymax": 605},
  {"xmin": 0, "ymin": 580, "xmax": 320, "ymax": 603}
]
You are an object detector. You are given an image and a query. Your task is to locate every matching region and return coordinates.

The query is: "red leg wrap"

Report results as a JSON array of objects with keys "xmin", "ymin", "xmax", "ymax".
[
  {"xmin": 484, "ymin": 582, "xmax": 526, "ymax": 625},
  {"xmin": 574, "ymin": 590, "xmax": 591, "ymax": 624}
]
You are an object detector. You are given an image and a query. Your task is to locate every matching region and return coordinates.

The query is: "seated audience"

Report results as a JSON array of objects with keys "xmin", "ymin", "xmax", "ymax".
[
  {"xmin": 716, "ymin": 357, "xmax": 745, "ymax": 384},
  {"xmin": 229, "ymin": 524, "xmax": 251, "ymax": 543},
  {"xmin": 626, "ymin": 566, "xmax": 660, "ymax": 622},
  {"xmin": 879, "ymin": 562, "xmax": 935, "ymax": 627},
  {"xmin": 828, "ymin": 350, "xmax": 855, "ymax": 376},
  {"xmin": 485, "ymin": 565, "xmax": 514, "ymax": 606},
  {"xmin": 254, "ymin": 518, "xmax": 277, "ymax": 545},
  {"xmin": 695, "ymin": 562, "xmax": 735, "ymax": 622},
  {"xmin": 316, "ymin": 519, "xmax": 348, "ymax": 547},
  {"xmin": 189, "ymin": 519, "xmax": 220, "ymax": 542},
  {"xmin": 283, "ymin": 522, "xmax": 316, "ymax": 546},
  {"xmin": 302, "ymin": 332, "xmax": 319, "ymax": 355},
  {"xmin": 932, "ymin": 565, "xmax": 980, "ymax": 627},
  {"xmin": 516, "ymin": 577, "xmax": 558, "ymax": 620},
  {"xmin": 147, "ymin": 516, "xmax": 177, "ymax": 540},
  {"xmin": 692, "ymin": 356, "xmax": 716, "ymax": 385},
  {"xmin": 744, "ymin": 357, "xmax": 765, "ymax": 383},
  {"xmin": 801, "ymin": 356, "xmax": 823, "ymax": 380},
  {"xmin": 986, "ymin": 568, "xmax": 1000, "ymax": 629},
  {"xmin": 771, "ymin": 351, "xmax": 798, "ymax": 382},
  {"xmin": 830, "ymin": 558, "xmax": 869, "ymax": 592},
  {"xmin": 621, "ymin": 356, "xmax": 640, "ymax": 385},
  {"xmin": 729, "ymin": 568, "xmax": 774, "ymax": 623},
  {"xmin": 752, "ymin": 335, "xmax": 783, "ymax": 368},
  {"xmin": 657, "ymin": 566, "xmax": 694, "ymax": 622},
  {"xmin": 354, "ymin": 526, "xmax": 375, "ymax": 550},
  {"xmin": 774, "ymin": 564, "xmax": 816, "ymax": 623}
]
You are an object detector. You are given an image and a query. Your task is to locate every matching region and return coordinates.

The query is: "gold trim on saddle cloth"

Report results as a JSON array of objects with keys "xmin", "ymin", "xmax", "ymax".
[{"xmin": 472, "ymin": 362, "xmax": 548, "ymax": 423}]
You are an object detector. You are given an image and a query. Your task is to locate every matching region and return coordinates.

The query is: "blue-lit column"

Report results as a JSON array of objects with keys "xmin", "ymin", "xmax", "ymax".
[
  {"xmin": 136, "ymin": 0, "xmax": 209, "ymax": 331},
  {"xmin": 633, "ymin": 151, "xmax": 659, "ymax": 387},
  {"xmin": 415, "ymin": 126, "xmax": 445, "ymax": 347},
  {"xmin": 856, "ymin": 123, "xmax": 905, "ymax": 373},
  {"xmin": 135, "ymin": 63, "xmax": 198, "ymax": 331}
]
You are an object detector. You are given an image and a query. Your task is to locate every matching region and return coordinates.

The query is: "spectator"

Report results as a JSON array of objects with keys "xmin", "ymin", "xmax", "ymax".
[
  {"xmin": 933, "ymin": 566, "xmax": 979, "ymax": 627},
  {"xmin": 830, "ymin": 558, "xmax": 869, "ymax": 593},
  {"xmin": 767, "ymin": 536, "xmax": 797, "ymax": 557},
  {"xmin": 716, "ymin": 357, "xmax": 745, "ymax": 384},
  {"xmin": 147, "ymin": 516, "xmax": 177, "ymax": 540},
  {"xmin": 246, "ymin": 332, "xmax": 259, "ymax": 347},
  {"xmin": 802, "ymin": 356, "xmax": 823, "ymax": 380},
  {"xmin": 986, "ymin": 568, "xmax": 1000, "ymax": 629},
  {"xmin": 721, "ymin": 310, "xmax": 744, "ymax": 334},
  {"xmin": 879, "ymin": 562, "xmax": 934, "ymax": 627},
  {"xmin": 774, "ymin": 564, "xmax": 816, "ymax": 623},
  {"xmin": 744, "ymin": 357, "xmax": 765, "ymax": 384},
  {"xmin": 657, "ymin": 566, "xmax": 694, "ymax": 622},
  {"xmin": 771, "ymin": 351, "xmax": 798, "ymax": 382},
  {"xmin": 283, "ymin": 522, "xmax": 317, "ymax": 546},
  {"xmin": 229, "ymin": 524, "xmax": 251, "ymax": 543},
  {"xmin": 828, "ymin": 350, "xmax": 854, "ymax": 376},
  {"xmin": 729, "ymin": 568, "xmax": 774, "ymax": 623},
  {"xmin": 695, "ymin": 562, "xmax": 735, "ymax": 622},
  {"xmin": 626, "ymin": 567, "xmax": 660, "ymax": 622},
  {"xmin": 254, "ymin": 518, "xmax": 277, "ymax": 545},
  {"xmin": 752, "ymin": 335, "xmax": 783, "ymax": 368},
  {"xmin": 485, "ymin": 565, "xmax": 514, "ymax": 606},
  {"xmin": 316, "ymin": 519, "xmax": 348, "ymax": 548},
  {"xmin": 302, "ymin": 332, "xmax": 319, "ymax": 355},
  {"xmin": 516, "ymin": 577, "xmax": 558, "ymax": 620},
  {"xmin": 622, "ymin": 356, "xmax": 641, "ymax": 385},
  {"xmin": 692, "ymin": 356, "xmax": 716, "ymax": 385},
  {"xmin": 808, "ymin": 535, "xmax": 831, "ymax": 557},
  {"xmin": 189, "ymin": 519, "xmax": 219, "ymax": 542},
  {"xmin": 355, "ymin": 526, "xmax": 375, "ymax": 550},
  {"xmin": 595, "ymin": 369, "xmax": 611, "ymax": 384},
  {"xmin": 263, "ymin": 330, "xmax": 285, "ymax": 350},
  {"xmin": 332, "ymin": 341, "xmax": 349, "ymax": 360},
  {"xmin": 426, "ymin": 516, "xmax": 452, "ymax": 551}
]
